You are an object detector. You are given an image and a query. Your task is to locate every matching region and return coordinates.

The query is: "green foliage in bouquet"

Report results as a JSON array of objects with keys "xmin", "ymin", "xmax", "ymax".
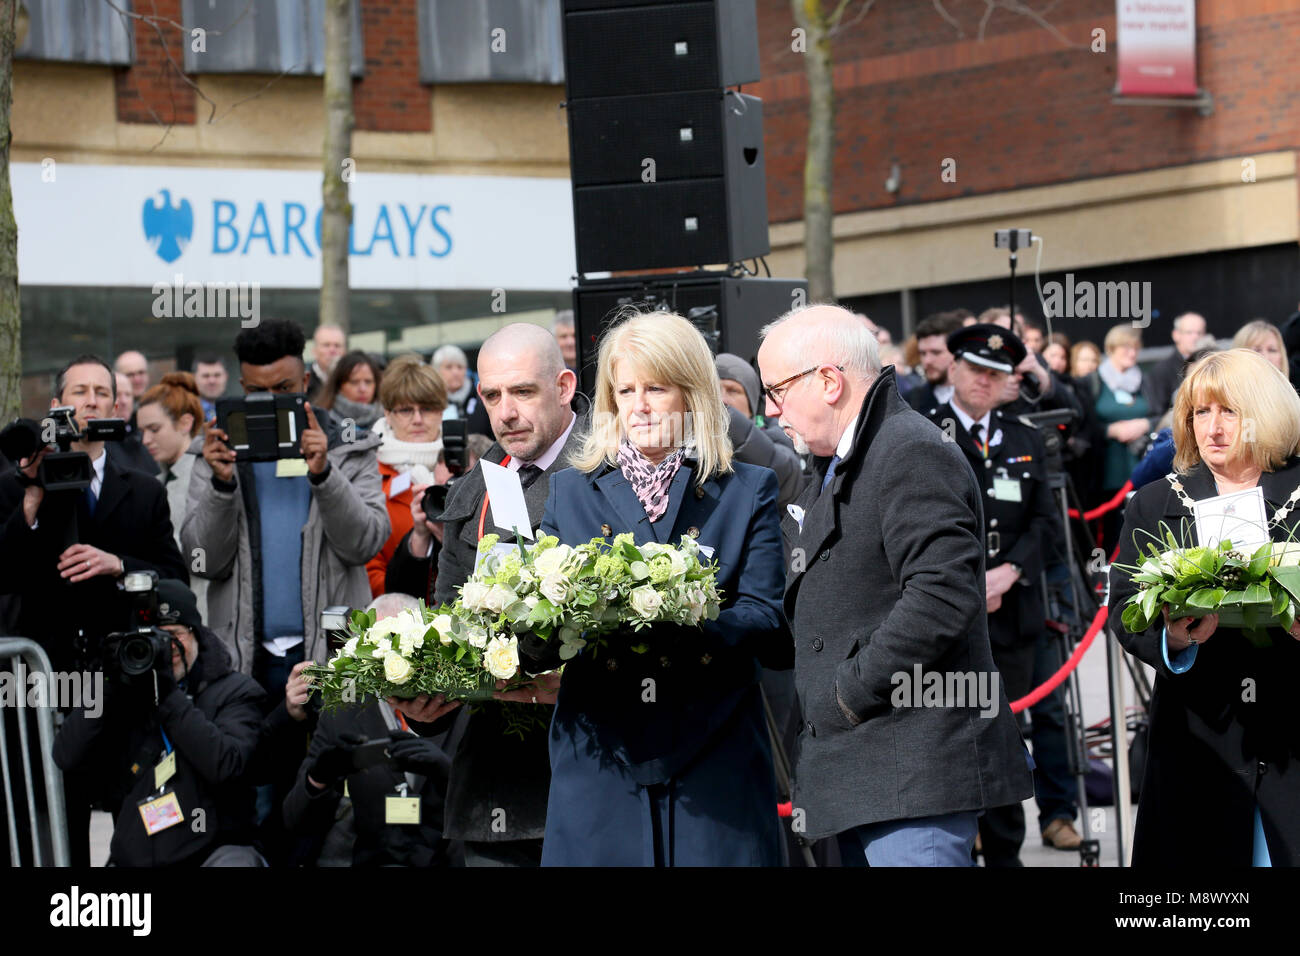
[
  {"xmin": 1116, "ymin": 523, "xmax": 1300, "ymax": 645},
  {"xmin": 455, "ymin": 531, "xmax": 724, "ymax": 663},
  {"xmin": 304, "ymin": 604, "xmax": 500, "ymax": 711}
]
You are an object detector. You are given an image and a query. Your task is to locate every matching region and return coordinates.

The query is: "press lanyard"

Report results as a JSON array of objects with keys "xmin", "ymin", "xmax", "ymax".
[
  {"xmin": 160, "ymin": 727, "xmax": 174, "ymax": 756},
  {"xmin": 476, "ymin": 454, "xmax": 513, "ymax": 541}
]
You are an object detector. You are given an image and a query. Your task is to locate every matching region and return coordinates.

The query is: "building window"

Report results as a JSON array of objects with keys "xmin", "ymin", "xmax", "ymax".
[
  {"xmin": 182, "ymin": 0, "xmax": 364, "ymax": 76},
  {"xmin": 419, "ymin": 0, "xmax": 564, "ymax": 84},
  {"xmin": 16, "ymin": 0, "xmax": 134, "ymax": 66}
]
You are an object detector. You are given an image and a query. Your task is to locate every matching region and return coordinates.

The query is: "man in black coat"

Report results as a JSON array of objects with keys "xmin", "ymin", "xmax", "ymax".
[
  {"xmin": 923, "ymin": 325, "xmax": 1059, "ymax": 866},
  {"xmin": 0, "ymin": 355, "xmax": 188, "ymax": 675},
  {"xmin": 385, "ymin": 323, "xmax": 581, "ymax": 866},
  {"xmin": 758, "ymin": 305, "xmax": 1033, "ymax": 867},
  {"xmin": 53, "ymin": 579, "xmax": 266, "ymax": 866},
  {"xmin": 906, "ymin": 311, "xmax": 965, "ymax": 412},
  {"xmin": 1143, "ymin": 311, "xmax": 1207, "ymax": 421}
]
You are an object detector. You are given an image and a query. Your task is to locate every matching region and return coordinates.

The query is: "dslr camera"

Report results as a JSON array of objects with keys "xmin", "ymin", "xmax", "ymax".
[
  {"xmin": 101, "ymin": 571, "xmax": 181, "ymax": 687},
  {"xmin": 421, "ymin": 419, "xmax": 468, "ymax": 522},
  {"xmin": 0, "ymin": 407, "xmax": 127, "ymax": 491}
]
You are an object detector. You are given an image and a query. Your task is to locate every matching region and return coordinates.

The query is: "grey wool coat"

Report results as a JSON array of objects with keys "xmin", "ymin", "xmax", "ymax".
[
  {"xmin": 180, "ymin": 425, "xmax": 390, "ymax": 676},
  {"xmin": 781, "ymin": 367, "xmax": 1034, "ymax": 840}
]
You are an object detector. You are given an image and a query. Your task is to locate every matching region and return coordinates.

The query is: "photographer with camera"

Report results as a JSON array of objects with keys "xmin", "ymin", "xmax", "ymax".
[
  {"xmin": 385, "ymin": 323, "xmax": 582, "ymax": 867},
  {"xmin": 0, "ymin": 355, "xmax": 188, "ymax": 675},
  {"xmin": 181, "ymin": 320, "xmax": 390, "ymax": 699},
  {"xmin": 365, "ymin": 355, "xmax": 450, "ymax": 598},
  {"xmin": 282, "ymin": 594, "xmax": 461, "ymax": 867},
  {"xmin": 53, "ymin": 578, "xmax": 267, "ymax": 866}
]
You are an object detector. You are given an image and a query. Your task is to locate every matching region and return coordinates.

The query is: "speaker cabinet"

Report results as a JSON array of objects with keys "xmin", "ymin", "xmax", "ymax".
[
  {"xmin": 562, "ymin": 0, "xmax": 759, "ymax": 99},
  {"xmin": 570, "ymin": 93, "xmax": 767, "ymax": 273},
  {"xmin": 572, "ymin": 273, "xmax": 806, "ymax": 396}
]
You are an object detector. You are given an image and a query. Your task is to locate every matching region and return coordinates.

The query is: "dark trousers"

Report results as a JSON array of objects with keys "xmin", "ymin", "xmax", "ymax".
[
  {"xmin": 1030, "ymin": 630, "xmax": 1078, "ymax": 831},
  {"xmin": 978, "ymin": 638, "xmax": 1036, "ymax": 867},
  {"xmin": 463, "ymin": 838, "xmax": 543, "ymax": 867}
]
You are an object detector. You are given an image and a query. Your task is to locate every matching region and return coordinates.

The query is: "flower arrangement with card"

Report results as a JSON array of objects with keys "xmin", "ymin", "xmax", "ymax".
[
  {"xmin": 306, "ymin": 532, "xmax": 724, "ymax": 710},
  {"xmin": 1117, "ymin": 524, "xmax": 1300, "ymax": 643}
]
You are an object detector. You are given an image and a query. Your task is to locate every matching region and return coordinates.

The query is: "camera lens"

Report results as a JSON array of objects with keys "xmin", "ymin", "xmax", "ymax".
[{"xmin": 119, "ymin": 635, "xmax": 156, "ymax": 676}]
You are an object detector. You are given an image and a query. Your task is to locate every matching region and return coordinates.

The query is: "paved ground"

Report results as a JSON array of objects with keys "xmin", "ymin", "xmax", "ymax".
[{"xmin": 89, "ymin": 627, "xmax": 1146, "ymax": 868}]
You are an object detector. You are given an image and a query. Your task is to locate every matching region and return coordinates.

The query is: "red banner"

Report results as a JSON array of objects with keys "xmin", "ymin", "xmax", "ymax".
[{"xmin": 1116, "ymin": 0, "xmax": 1199, "ymax": 96}]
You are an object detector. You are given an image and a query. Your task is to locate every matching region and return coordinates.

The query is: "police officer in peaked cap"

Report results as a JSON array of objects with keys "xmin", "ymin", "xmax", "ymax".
[{"xmin": 921, "ymin": 324, "xmax": 1061, "ymax": 867}]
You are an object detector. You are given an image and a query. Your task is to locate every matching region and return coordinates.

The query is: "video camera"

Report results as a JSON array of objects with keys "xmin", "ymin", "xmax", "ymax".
[
  {"xmin": 101, "ymin": 571, "xmax": 183, "ymax": 688},
  {"xmin": 421, "ymin": 419, "xmax": 468, "ymax": 523},
  {"xmin": 1016, "ymin": 407, "xmax": 1077, "ymax": 476},
  {"xmin": 215, "ymin": 393, "xmax": 308, "ymax": 462},
  {"xmin": 0, "ymin": 407, "xmax": 127, "ymax": 491}
]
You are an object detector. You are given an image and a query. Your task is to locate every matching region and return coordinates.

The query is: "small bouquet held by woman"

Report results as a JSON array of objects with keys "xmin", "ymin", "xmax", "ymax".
[
  {"xmin": 1117, "ymin": 527, "xmax": 1300, "ymax": 639},
  {"xmin": 307, "ymin": 532, "xmax": 723, "ymax": 708}
]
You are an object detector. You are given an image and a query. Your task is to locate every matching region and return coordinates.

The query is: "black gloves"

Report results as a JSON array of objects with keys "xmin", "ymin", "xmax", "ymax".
[
  {"xmin": 307, "ymin": 732, "xmax": 366, "ymax": 789},
  {"xmin": 387, "ymin": 732, "xmax": 451, "ymax": 781}
]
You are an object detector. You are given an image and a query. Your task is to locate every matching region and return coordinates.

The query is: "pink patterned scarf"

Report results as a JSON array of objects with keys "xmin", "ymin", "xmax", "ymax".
[{"xmin": 617, "ymin": 439, "xmax": 686, "ymax": 522}]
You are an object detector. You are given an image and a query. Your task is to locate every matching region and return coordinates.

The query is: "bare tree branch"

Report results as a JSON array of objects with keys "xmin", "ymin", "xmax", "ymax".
[
  {"xmin": 931, "ymin": 0, "xmax": 965, "ymax": 37},
  {"xmin": 992, "ymin": 0, "xmax": 1085, "ymax": 49},
  {"xmin": 830, "ymin": 0, "xmax": 877, "ymax": 38},
  {"xmin": 102, "ymin": 0, "xmax": 297, "ymax": 130}
]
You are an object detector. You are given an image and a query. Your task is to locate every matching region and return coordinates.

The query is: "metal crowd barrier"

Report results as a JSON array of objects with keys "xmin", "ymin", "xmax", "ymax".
[{"xmin": 0, "ymin": 638, "xmax": 69, "ymax": 866}]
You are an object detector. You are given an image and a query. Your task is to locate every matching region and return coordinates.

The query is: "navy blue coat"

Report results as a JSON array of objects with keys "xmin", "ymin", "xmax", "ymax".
[{"xmin": 538, "ymin": 459, "xmax": 791, "ymax": 865}]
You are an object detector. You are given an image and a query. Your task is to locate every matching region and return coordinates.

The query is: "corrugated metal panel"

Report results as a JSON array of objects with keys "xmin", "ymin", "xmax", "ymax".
[
  {"xmin": 16, "ymin": 0, "xmax": 134, "ymax": 66},
  {"xmin": 182, "ymin": 0, "xmax": 364, "ymax": 76},
  {"xmin": 419, "ymin": 0, "xmax": 564, "ymax": 84}
]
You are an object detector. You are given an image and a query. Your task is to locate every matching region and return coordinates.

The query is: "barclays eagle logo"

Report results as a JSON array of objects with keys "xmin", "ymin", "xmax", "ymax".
[{"xmin": 142, "ymin": 189, "xmax": 193, "ymax": 263}]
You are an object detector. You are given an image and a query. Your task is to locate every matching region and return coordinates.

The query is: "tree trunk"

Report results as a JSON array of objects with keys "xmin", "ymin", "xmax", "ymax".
[
  {"xmin": 0, "ymin": 1, "xmax": 18, "ymax": 422},
  {"xmin": 794, "ymin": 0, "xmax": 835, "ymax": 303},
  {"xmin": 320, "ymin": 0, "xmax": 353, "ymax": 334}
]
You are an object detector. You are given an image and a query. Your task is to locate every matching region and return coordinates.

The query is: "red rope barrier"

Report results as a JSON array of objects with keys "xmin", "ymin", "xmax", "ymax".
[
  {"xmin": 775, "ymin": 607, "xmax": 1112, "ymax": 818},
  {"xmin": 1069, "ymin": 482, "xmax": 1132, "ymax": 522},
  {"xmin": 1010, "ymin": 605, "xmax": 1108, "ymax": 713}
]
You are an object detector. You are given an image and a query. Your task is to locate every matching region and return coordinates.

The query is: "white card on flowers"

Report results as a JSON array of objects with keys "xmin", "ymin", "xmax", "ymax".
[
  {"xmin": 1192, "ymin": 487, "xmax": 1269, "ymax": 550},
  {"xmin": 481, "ymin": 459, "xmax": 534, "ymax": 540}
]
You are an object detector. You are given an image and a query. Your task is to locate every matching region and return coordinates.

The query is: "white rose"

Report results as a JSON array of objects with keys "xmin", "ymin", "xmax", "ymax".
[
  {"xmin": 431, "ymin": 613, "xmax": 455, "ymax": 645},
  {"xmin": 533, "ymin": 545, "xmax": 574, "ymax": 577},
  {"xmin": 483, "ymin": 635, "xmax": 520, "ymax": 680},
  {"xmin": 383, "ymin": 651, "xmax": 414, "ymax": 684},
  {"xmin": 540, "ymin": 572, "xmax": 571, "ymax": 605},
  {"xmin": 342, "ymin": 636, "xmax": 359, "ymax": 658},
  {"xmin": 629, "ymin": 585, "xmax": 664, "ymax": 619},
  {"xmin": 481, "ymin": 583, "xmax": 516, "ymax": 614},
  {"xmin": 466, "ymin": 626, "xmax": 489, "ymax": 649},
  {"xmin": 525, "ymin": 595, "xmax": 540, "ymax": 608},
  {"xmin": 461, "ymin": 580, "xmax": 492, "ymax": 611}
]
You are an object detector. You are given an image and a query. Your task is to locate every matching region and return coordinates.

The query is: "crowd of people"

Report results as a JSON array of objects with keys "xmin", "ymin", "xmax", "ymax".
[{"xmin": 2, "ymin": 297, "xmax": 1298, "ymax": 868}]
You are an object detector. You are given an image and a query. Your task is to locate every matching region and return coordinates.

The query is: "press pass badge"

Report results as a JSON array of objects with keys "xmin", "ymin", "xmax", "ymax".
[
  {"xmin": 154, "ymin": 750, "xmax": 177, "ymax": 790},
  {"xmin": 276, "ymin": 458, "xmax": 310, "ymax": 478},
  {"xmin": 138, "ymin": 790, "xmax": 184, "ymax": 836},
  {"xmin": 385, "ymin": 796, "xmax": 421, "ymax": 825},
  {"xmin": 993, "ymin": 477, "xmax": 1022, "ymax": 502}
]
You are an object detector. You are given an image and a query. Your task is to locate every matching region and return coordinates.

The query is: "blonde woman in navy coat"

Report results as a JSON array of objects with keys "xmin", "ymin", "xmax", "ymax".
[{"xmin": 536, "ymin": 311, "xmax": 791, "ymax": 866}]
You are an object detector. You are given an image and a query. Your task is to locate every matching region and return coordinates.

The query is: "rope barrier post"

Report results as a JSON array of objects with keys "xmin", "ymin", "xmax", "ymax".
[{"xmin": 1105, "ymin": 622, "xmax": 1134, "ymax": 867}]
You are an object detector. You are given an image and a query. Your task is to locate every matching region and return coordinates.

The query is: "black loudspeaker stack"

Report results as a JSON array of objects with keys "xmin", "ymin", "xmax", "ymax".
[{"xmin": 561, "ymin": 0, "xmax": 804, "ymax": 387}]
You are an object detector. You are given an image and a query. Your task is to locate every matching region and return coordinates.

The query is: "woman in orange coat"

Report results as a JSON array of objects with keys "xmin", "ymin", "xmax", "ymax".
[{"xmin": 367, "ymin": 355, "xmax": 449, "ymax": 597}]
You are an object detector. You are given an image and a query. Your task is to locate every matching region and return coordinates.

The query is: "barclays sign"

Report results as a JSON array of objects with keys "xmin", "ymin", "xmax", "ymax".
[
  {"xmin": 17, "ymin": 163, "xmax": 575, "ymax": 291},
  {"xmin": 143, "ymin": 190, "xmax": 453, "ymax": 262}
]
